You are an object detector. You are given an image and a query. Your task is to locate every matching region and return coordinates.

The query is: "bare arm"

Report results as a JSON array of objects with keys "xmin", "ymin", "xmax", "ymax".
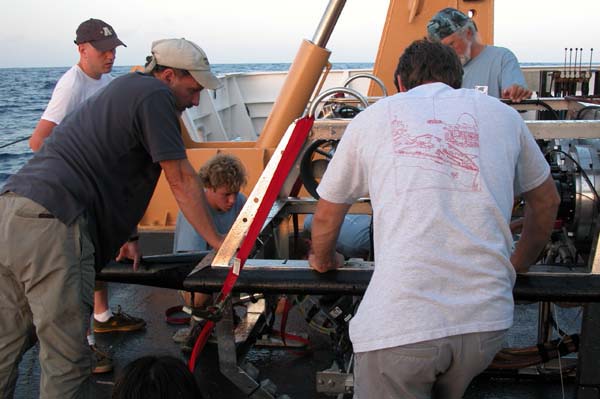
[
  {"xmin": 29, "ymin": 119, "xmax": 57, "ymax": 152},
  {"xmin": 511, "ymin": 175, "xmax": 560, "ymax": 272},
  {"xmin": 160, "ymin": 158, "xmax": 223, "ymax": 250},
  {"xmin": 308, "ymin": 198, "xmax": 350, "ymax": 273}
]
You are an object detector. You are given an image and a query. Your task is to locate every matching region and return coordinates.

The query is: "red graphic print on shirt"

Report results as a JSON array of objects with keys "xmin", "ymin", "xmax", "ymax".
[{"xmin": 392, "ymin": 113, "xmax": 481, "ymax": 192}]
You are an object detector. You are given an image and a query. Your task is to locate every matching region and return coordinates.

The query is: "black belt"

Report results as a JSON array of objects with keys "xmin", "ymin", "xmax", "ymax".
[{"xmin": 2, "ymin": 192, "xmax": 56, "ymax": 218}]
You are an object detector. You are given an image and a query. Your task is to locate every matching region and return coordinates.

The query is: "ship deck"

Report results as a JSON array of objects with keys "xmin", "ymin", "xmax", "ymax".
[
  {"xmin": 14, "ymin": 236, "xmax": 582, "ymax": 399},
  {"xmin": 14, "ymin": 283, "xmax": 580, "ymax": 399}
]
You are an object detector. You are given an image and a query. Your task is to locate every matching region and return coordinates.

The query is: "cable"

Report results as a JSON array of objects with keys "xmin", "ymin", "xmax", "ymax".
[
  {"xmin": 293, "ymin": 295, "xmax": 337, "ymax": 335},
  {"xmin": 300, "ymin": 139, "xmax": 338, "ymax": 199},
  {"xmin": 551, "ymin": 304, "xmax": 566, "ymax": 399},
  {"xmin": 546, "ymin": 149, "xmax": 600, "ymax": 212},
  {"xmin": 578, "ymin": 193, "xmax": 596, "ymax": 202},
  {"xmin": 503, "ymin": 99, "xmax": 561, "ymax": 120},
  {"xmin": 576, "ymin": 105, "xmax": 600, "ymax": 120},
  {"xmin": 0, "ymin": 135, "xmax": 30, "ymax": 149},
  {"xmin": 533, "ymin": 99, "xmax": 561, "ymax": 121}
]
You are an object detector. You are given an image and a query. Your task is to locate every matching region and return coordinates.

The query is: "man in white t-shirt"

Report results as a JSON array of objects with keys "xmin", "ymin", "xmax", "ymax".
[
  {"xmin": 27, "ymin": 18, "xmax": 144, "ymax": 374},
  {"xmin": 29, "ymin": 18, "xmax": 125, "ymax": 150},
  {"xmin": 308, "ymin": 40, "xmax": 560, "ymax": 399}
]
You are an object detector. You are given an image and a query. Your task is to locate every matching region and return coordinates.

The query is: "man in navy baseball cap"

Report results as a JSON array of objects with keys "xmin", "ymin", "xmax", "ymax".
[{"xmin": 74, "ymin": 18, "xmax": 126, "ymax": 52}]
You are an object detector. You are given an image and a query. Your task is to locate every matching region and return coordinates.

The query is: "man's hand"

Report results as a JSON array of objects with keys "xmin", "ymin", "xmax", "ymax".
[
  {"xmin": 501, "ymin": 84, "xmax": 532, "ymax": 103},
  {"xmin": 309, "ymin": 251, "xmax": 345, "ymax": 273},
  {"xmin": 309, "ymin": 199, "xmax": 351, "ymax": 273},
  {"xmin": 116, "ymin": 241, "xmax": 142, "ymax": 271}
]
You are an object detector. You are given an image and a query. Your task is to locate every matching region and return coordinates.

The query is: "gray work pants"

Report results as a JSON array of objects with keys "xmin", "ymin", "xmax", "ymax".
[
  {"xmin": 354, "ymin": 329, "xmax": 507, "ymax": 399},
  {"xmin": 0, "ymin": 193, "xmax": 95, "ymax": 399}
]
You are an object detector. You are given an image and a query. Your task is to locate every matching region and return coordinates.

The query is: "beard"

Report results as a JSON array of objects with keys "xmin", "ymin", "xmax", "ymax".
[{"xmin": 459, "ymin": 41, "xmax": 472, "ymax": 66}]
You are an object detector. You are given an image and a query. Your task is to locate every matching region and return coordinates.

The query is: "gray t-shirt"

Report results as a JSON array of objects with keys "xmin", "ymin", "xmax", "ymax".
[
  {"xmin": 3, "ymin": 72, "xmax": 186, "ymax": 268},
  {"xmin": 173, "ymin": 192, "xmax": 246, "ymax": 252},
  {"xmin": 463, "ymin": 45, "xmax": 527, "ymax": 98}
]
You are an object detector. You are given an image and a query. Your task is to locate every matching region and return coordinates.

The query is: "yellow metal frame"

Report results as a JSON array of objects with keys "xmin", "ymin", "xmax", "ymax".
[
  {"xmin": 140, "ymin": 0, "xmax": 495, "ymax": 231},
  {"xmin": 370, "ymin": 0, "xmax": 494, "ymax": 96}
]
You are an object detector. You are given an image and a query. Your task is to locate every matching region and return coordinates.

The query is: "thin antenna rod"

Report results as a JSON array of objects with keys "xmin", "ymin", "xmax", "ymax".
[
  {"xmin": 569, "ymin": 48, "xmax": 573, "ymax": 77},
  {"xmin": 564, "ymin": 48, "xmax": 568, "ymax": 78}
]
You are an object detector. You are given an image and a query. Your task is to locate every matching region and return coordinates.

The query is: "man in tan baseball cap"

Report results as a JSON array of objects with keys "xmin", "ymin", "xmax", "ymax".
[
  {"xmin": 1, "ymin": 37, "xmax": 225, "ymax": 397},
  {"xmin": 144, "ymin": 38, "xmax": 221, "ymax": 91}
]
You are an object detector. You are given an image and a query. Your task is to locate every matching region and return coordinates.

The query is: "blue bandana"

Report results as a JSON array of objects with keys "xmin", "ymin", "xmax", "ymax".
[{"xmin": 427, "ymin": 8, "xmax": 470, "ymax": 41}]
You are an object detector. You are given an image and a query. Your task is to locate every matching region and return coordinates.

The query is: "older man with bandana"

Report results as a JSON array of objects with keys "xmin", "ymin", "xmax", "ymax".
[{"xmin": 427, "ymin": 7, "xmax": 532, "ymax": 102}]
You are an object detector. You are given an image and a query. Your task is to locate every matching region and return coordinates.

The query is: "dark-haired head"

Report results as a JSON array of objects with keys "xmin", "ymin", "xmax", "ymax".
[
  {"xmin": 112, "ymin": 355, "xmax": 202, "ymax": 399},
  {"xmin": 144, "ymin": 57, "xmax": 191, "ymax": 79},
  {"xmin": 393, "ymin": 39, "xmax": 463, "ymax": 92}
]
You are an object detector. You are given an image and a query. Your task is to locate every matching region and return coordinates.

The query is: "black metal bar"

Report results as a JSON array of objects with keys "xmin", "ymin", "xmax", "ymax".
[
  {"xmin": 539, "ymin": 71, "xmax": 551, "ymax": 98},
  {"xmin": 97, "ymin": 255, "xmax": 600, "ymax": 301},
  {"xmin": 97, "ymin": 252, "xmax": 208, "ymax": 289},
  {"xmin": 185, "ymin": 265, "xmax": 370, "ymax": 295},
  {"xmin": 577, "ymin": 303, "xmax": 600, "ymax": 399}
]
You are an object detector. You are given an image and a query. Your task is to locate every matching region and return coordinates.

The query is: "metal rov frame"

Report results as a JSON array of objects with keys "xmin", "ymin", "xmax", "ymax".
[
  {"xmin": 99, "ymin": 101, "xmax": 600, "ymax": 398},
  {"xmin": 193, "ymin": 94, "xmax": 600, "ymax": 397}
]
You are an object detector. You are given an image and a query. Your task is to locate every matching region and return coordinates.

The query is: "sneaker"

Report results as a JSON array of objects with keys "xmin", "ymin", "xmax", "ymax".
[
  {"xmin": 172, "ymin": 327, "xmax": 191, "ymax": 344},
  {"xmin": 91, "ymin": 345, "xmax": 113, "ymax": 374},
  {"xmin": 93, "ymin": 306, "xmax": 146, "ymax": 333}
]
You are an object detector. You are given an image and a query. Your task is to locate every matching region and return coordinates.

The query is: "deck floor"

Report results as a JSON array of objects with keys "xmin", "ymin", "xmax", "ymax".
[
  {"xmin": 13, "ymin": 234, "xmax": 582, "ymax": 398},
  {"xmin": 13, "ymin": 282, "xmax": 580, "ymax": 398}
]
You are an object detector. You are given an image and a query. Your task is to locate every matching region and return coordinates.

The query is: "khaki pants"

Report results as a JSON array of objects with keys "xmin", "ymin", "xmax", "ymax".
[
  {"xmin": 354, "ymin": 330, "xmax": 507, "ymax": 399},
  {"xmin": 0, "ymin": 193, "xmax": 95, "ymax": 399}
]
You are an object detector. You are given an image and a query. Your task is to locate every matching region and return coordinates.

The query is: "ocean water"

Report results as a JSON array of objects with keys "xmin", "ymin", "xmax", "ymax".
[
  {"xmin": 0, "ymin": 62, "xmax": 373, "ymax": 187},
  {"xmin": 0, "ymin": 61, "xmax": 571, "ymax": 187}
]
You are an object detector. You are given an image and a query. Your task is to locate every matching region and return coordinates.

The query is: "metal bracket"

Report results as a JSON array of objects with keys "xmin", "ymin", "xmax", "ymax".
[
  {"xmin": 316, "ymin": 370, "xmax": 354, "ymax": 395},
  {"xmin": 213, "ymin": 122, "xmax": 299, "ymax": 268},
  {"xmin": 215, "ymin": 297, "xmax": 284, "ymax": 398}
]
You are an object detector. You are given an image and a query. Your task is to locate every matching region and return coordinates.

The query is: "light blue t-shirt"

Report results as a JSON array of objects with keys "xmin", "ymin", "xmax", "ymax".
[
  {"xmin": 304, "ymin": 214, "xmax": 371, "ymax": 259},
  {"xmin": 173, "ymin": 192, "xmax": 246, "ymax": 252},
  {"xmin": 463, "ymin": 45, "xmax": 527, "ymax": 98}
]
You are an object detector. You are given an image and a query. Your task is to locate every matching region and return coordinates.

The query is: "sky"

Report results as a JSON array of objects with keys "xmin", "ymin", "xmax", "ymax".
[{"xmin": 0, "ymin": 0, "xmax": 598, "ymax": 68}]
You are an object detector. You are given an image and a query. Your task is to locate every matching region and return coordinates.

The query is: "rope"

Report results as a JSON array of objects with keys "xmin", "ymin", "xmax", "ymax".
[
  {"xmin": 165, "ymin": 305, "xmax": 191, "ymax": 325},
  {"xmin": 552, "ymin": 304, "xmax": 566, "ymax": 399},
  {"xmin": 0, "ymin": 136, "xmax": 29, "ymax": 149},
  {"xmin": 546, "ymin": 149, "xmax": 600, "ymax": 212},
  {"xmin": 489, "ymin": 334, "xmax": 579, "ymax": 370}
]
